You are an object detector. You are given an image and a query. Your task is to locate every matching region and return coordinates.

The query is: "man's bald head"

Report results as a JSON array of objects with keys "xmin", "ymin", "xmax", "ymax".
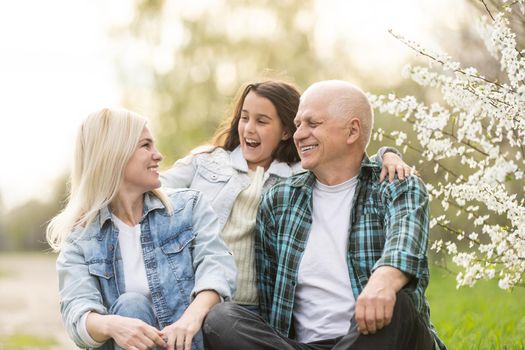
[{"xmin": 301, "ymin": 80, "xmax": 374, "ymax": 149}]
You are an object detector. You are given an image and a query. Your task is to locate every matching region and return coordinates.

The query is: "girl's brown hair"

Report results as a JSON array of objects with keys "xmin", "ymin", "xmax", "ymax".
[{"xmin": 212, "ymin": 80, "xmax": 301, "ymax": 164}]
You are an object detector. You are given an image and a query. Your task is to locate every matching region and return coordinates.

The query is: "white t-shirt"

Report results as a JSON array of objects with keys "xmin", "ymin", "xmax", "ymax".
[
  {"xmin": 112, "ymin": 214, "xmax": 150, "ymax": 298},
  {"xmin": 293, "ymin": 176, "xmax": 358, "ymax": 343}
]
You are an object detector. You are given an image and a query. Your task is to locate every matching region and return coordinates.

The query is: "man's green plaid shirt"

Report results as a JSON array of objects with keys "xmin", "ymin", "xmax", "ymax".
[{"xmin": 255, "ymin": 155, "xmax": 446, "ymax": 350}]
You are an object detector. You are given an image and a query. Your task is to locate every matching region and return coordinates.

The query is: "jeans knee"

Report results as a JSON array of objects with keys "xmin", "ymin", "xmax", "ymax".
[
  {"xmin": 110, "ymin": 292, "xmax": 156, "ymax": 324},
  {"xmin": 395, "ymin": 290, "xmax": 414, "ymax": 312},
  {"xmin": 392, "ymin": 290, "xmax": 417, "ymax": 324},
  {"xmin": 204, "ymin": 302, "xmax": 242, "ymax": 335},
  {"xmin": 112, "ymin": 292, "xmax": 150, "ymax": 310},
  {"xmin": 205, "ymin": 303, "xmax": 236, "ymax": 327}
]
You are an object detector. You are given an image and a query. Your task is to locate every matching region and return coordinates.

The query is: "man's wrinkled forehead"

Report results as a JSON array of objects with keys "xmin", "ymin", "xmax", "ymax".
[{"xmin": 296, "ymin": 93, "xmax": 327, "ymax": 121}]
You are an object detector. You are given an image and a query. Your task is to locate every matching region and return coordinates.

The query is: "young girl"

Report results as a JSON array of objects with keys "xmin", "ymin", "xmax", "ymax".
[
  {"xmin": 47, "ymin": 108, "xmax": 236, "ymax": 350},
  {"xmin": 161, "ymin": 80, "xmax": 411, "ymax": 312}
]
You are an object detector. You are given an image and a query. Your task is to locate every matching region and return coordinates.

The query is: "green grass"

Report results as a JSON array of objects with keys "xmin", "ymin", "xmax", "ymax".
[
  {"xmin": 427, "ymin": 265, "xmax": 525, "ymax": 350},
  {"xmin": 0, "ymin": 333, "xmax": 57, "ymax": 350}
]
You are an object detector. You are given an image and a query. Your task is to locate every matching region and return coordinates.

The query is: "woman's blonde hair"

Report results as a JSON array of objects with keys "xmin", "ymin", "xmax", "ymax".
[{"xmin": 46, "ymin": 108, "xmax": 172, "ymax": 251}]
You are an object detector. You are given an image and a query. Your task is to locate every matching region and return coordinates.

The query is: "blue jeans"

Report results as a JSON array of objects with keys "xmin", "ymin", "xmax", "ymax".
[{"xmin": 109, "ymin": 292, "xmax": 162, "ymax": 350}]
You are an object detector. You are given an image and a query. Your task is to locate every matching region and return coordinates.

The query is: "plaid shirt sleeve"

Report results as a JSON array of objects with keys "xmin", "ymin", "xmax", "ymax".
[
  {"xmin": 255, "ymin": 188, "xmax": 278, "ymax": 322},
  {"xmin": 372, "ymin": 175, "xmax": 430, "ymax": 280}
]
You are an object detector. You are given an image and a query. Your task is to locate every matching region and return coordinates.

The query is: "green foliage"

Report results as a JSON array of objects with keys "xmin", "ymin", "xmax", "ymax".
[
  {"xmin": 2, "ymin": 175, "xmax": 67, "ymax": 251},
  {"xmin": 121, "ymin": 0, "xmax": 372, "ymax": 167},
  {"xmin": 0, "ymin": 333, "xmax": 57, "ymax": 350},
  {"xmin": 428, "ymin": 265, "xmax": 525, "ymax": 349}
]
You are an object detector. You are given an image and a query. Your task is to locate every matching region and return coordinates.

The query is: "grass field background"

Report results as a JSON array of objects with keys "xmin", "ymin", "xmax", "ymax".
[
  {"xmin": 0, "ymin": 253, "xmax": 524, "ymax": 349},
  {"xmin": 427, "ymin": 264, "xmax": 525, "ymax": 349}
]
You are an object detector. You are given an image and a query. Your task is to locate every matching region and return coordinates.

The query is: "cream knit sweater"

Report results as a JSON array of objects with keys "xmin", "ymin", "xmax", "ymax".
[{"xmin": 220, "ymin": 166, "xmax": 265, "ymax": 305}]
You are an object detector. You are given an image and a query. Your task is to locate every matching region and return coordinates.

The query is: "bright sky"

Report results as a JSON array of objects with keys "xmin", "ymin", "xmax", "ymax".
[
  {"xmin": 0, "ymin": 0, "xmax": 128, "ymax": 211},
  {"xmin": 0, "ymin": 0, "xmax": 466, "ymax": 211}
]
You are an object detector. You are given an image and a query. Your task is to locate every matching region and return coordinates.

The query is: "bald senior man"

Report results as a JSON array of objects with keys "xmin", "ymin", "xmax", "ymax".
[{"xmin": 203, "ymin": 80, "xmax": 446, "ymax": 350}]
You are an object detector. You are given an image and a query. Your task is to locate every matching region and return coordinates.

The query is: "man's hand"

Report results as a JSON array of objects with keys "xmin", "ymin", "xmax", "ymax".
[{"xmin": 355, "ymin": 266, "xmax": 409, "ymax": 335}]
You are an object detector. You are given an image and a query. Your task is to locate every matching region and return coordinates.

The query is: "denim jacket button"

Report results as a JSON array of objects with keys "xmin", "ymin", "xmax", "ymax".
[
  {"xmin": 104, "ymin": 272, "xmax": 110, "ymax": 278},
  {"xmin": 109, "ymin": 244, "xmax": 114, "ymax": 251},
  {"xmin": 211, "ymin": 174, "xmax": 217, "ymax": 180}
]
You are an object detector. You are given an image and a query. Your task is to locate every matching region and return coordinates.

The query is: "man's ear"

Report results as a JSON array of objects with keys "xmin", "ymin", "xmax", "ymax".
[{"xmin": 346, "ymin": 118, "xmax": 360, "ymax": 145}]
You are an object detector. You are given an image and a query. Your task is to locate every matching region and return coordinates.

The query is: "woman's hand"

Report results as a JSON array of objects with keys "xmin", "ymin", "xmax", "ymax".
[
  {"xmin": 161, "ymin": 290, "xmax": 220, "ymax": 350},
  {"xmin": 160, "ymin": 311, "xmax": 203, "ymax": 350},
  {"xmin": 109, "ymin": 315, "xmax": 166, "ymax": 350},
  {"xmin": 379, "ymin": 152, "xmax": 415, "ymax": 182},
  {"xmin": 88, "ymin": 313, "xmax": 166, "ymax": 350}
]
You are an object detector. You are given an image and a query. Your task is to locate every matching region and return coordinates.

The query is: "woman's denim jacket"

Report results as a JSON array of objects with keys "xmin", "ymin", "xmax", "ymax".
[
  {"xmin": 161, "ymin": 146, "xmax": 303, "ymax": 230},
  {"xmin": 57, "ymin": 189, "xmax": 236, "ymax": 350}
]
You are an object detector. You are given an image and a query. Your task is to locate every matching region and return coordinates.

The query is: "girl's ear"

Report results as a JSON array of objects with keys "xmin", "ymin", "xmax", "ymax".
[{"xmin": 281, "ymin": 131, "xmax": 291, "ymax": 141}]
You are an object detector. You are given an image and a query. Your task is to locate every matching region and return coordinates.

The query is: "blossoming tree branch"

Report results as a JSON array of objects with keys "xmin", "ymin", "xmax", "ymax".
[{"xmin": 370, "ymin": 0, "xmax": 525, "ymax": 290}]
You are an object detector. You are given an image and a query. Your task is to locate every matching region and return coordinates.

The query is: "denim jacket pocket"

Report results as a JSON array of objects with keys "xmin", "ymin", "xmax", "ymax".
[
  {"xmin": 87, "ymin": 261, "xmax": 116, "ymax": 302},
  {"xmin": 160, "ymin": 230, "xmax": 196, "ymax": 280},
  {"xmin": 196, "ymin": 166, "xmax": 232, "ymax": 183},
  {"xmin": 88, "ymin": 261, "xmax": 114, "ymax": 280}
]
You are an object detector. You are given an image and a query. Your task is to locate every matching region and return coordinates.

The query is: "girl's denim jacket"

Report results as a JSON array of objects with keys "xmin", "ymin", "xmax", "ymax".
[
  {"xmin": 160, "ymin": 146, "xmax": 393, "ymax": 230},
  {"xmin": 57, "ymin": 189, "xmax": 236, "ymax": 350},
  {"xmin": 161, "ymin": 146, "xmax": 303, "ymax": 230}
]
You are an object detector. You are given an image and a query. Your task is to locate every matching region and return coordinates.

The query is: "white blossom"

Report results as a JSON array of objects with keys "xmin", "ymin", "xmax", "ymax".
[{"xmin": 373, "ymin": 2, "xmax": 525, "ymax": 289}]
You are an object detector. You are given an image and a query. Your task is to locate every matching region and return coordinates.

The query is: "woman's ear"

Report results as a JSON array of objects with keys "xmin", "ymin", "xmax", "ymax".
[{"xmin": 281, "ymin": 131, "xmax": 291, "ymax": 141}]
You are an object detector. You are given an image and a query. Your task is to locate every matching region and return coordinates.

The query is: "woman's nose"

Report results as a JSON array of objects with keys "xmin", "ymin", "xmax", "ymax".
[{"xmin": 153, "ymin": 149, "xmax": 163, "ymax": 161}]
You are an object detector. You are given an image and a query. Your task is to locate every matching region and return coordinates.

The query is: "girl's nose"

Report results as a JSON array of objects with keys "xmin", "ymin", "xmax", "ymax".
[{"xmin": 245, "ymin": 120, "xmax": 256, "ymax": 133}]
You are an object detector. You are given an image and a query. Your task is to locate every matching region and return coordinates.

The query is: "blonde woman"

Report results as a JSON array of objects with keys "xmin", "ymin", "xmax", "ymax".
[{"xmin": 47, "ymin": 108, "xmax": 236, "ymax": 350}]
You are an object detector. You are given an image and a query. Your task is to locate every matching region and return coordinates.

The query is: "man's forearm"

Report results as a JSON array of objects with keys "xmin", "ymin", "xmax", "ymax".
[{"xmin": 368, "ymin": 265, "xmax": 409, "ymax": 293}]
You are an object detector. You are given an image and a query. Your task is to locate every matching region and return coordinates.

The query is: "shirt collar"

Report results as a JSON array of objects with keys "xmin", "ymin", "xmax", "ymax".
[
  {"xmin": 230, "ymin": 146, "xmax": 294, "ymax": 178},
  {"xmin": 357, "ymin": 153, "xmax": 381, "ymax": 181},
  {"xmin": 290, "ymin": 153, "xmax": 379, "ymax": 189}
]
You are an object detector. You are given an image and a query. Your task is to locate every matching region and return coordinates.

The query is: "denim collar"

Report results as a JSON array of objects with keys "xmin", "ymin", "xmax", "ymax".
[
  {"xmin": 230, "ymin": 146, "xmax": 294, "ymax": 178},
  {"xmin": 97, "ymin": 191, "xmax": 165, "ymax": 229}
]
